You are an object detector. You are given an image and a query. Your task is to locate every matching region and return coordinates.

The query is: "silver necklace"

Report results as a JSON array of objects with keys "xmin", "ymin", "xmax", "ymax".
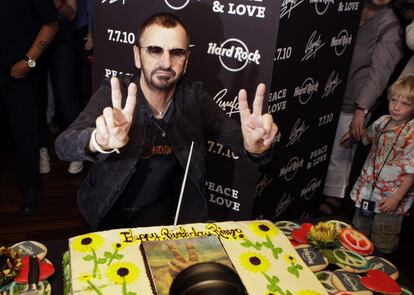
[
  {"xmin": 152, "ymin": 119, "xmax": 167, "ymax": 137},
  {"xmin": 154, "ymin": 99, "xmax": 173, "ymax": 119}
]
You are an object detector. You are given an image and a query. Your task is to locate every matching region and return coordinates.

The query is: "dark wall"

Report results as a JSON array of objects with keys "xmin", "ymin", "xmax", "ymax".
[{"xmin": 254, "ymin": 0, "xmax": 362, "ymax": 221}]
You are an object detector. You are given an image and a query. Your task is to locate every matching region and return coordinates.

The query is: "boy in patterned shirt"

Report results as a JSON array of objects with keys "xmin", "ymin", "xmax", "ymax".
[{"xmin": 341, "ymin": 75, "xmax": 414, "ymax": 253}]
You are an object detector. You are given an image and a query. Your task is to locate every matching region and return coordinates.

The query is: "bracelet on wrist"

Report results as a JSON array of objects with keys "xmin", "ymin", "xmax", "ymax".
[
  {"xmin": 90, "ymin": 129, "xmax": 119, "ymax": 154},
  {"xmin": 356, "ymin": 106, "xmax": 369, "ymax": 115}
]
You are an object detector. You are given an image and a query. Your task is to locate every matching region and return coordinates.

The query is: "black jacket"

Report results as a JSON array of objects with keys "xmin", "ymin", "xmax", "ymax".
[{"xmin": 55, "ymin": 75, "xmax": 269, "ymax": 229}]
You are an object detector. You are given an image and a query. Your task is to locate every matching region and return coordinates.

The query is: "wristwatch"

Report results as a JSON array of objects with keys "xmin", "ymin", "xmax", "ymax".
[
  {"xmin": 356, "ymin": 105, "xmax": 369, "ymax": 115},
  {"xmin": 23, "ymin": 56, "xmax": 36, "ymax": 68}
]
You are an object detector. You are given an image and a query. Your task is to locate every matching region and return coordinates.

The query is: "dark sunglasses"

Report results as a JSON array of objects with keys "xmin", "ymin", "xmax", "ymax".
[{"xmin": 139, "ymin": 45, "xmax": 189, "ymax": 62}]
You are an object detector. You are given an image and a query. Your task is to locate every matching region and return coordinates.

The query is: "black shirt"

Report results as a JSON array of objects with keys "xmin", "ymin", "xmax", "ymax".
[
  {"xmin": 117, "ymin": 96, "xmax": 183, "ymax": 213},
  {"xmin": 0, "ymin": 0, "xmax": 57, "ymax": 74}
]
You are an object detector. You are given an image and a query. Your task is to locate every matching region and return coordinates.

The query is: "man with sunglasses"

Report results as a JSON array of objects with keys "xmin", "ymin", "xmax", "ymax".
[{"xmin": 56, "ymin": 12, "xmax": 278, "ymax": 230}]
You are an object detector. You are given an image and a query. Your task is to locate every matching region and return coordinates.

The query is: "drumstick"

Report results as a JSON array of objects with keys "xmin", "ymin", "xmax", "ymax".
[{"xmin": 173, "ymin": 141, "xmax": 194, "ymax": 230}]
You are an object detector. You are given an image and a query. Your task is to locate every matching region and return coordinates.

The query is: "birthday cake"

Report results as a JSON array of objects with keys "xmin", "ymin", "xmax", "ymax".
[{"xmin": 66, "ymin": 220, "xmax": 328, "ymax": 295}]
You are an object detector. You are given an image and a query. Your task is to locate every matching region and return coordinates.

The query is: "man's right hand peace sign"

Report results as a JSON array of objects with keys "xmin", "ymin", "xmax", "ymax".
[{"xmin": 89, "ymin": 77, "xmax": 137, "ymax": 152}]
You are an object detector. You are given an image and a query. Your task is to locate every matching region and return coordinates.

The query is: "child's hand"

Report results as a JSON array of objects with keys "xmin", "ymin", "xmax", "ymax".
[{"xmin": 379, "ymin": 196, "xmax": 400, "ymax": 213}]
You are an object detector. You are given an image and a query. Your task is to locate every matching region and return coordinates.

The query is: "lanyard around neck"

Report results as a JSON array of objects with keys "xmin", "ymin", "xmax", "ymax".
[{"xmin": 370, "ymin": 118, "xmax": 409, "ymax": 200}]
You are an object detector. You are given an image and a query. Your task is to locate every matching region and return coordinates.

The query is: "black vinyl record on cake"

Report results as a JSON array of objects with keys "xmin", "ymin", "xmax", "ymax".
[{"xmin": 169, "ymin": 262, "xmax": 247, "ymax": 295}]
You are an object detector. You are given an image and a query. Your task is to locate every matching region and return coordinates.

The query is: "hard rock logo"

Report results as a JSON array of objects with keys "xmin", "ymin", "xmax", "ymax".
[
  {"xmin": 207, "ymin": 38, "xmax": 261, "ymax": 72},
  {"xmin": 300, "ymin": 178, "xmax": 321, "ymax": 200},
  {"xmin": 164, "ymin": 0, "xmax": 190, "ymax": 10},
  {"xmin": 330, "ymin": 29, "xmax": 352, "ymax": 56},
  {"xmin": 293, "ymin": 77, "xmax": 319, "ymax": 105},
  {"xmin": 279, "ymin": 156, "xmax": 304, "ymax": 181},
  {"xmin": 309, "ymin": 0, "xmax": 335, "ymax": 15}
]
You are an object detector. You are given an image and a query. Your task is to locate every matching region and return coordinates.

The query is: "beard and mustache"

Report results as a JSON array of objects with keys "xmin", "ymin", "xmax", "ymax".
[{"xmin": 142, "ymin": 66, "xmax": 182, "ymax": 92}]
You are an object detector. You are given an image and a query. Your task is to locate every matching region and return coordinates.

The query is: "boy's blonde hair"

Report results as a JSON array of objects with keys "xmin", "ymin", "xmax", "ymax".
[{"xmin": 388, "ymin": 75, "xmax": 414, "ymax": 103}]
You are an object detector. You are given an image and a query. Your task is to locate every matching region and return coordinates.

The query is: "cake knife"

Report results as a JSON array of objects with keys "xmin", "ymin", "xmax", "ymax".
[{"xmin": 20, "ymin": 255, "xmax": 39, "ymax": 295}]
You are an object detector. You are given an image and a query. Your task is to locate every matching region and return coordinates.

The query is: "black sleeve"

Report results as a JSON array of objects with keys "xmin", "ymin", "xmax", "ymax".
[{"xmin": 55, "ymin": 81, "xmax": 113, "ymax": 162}]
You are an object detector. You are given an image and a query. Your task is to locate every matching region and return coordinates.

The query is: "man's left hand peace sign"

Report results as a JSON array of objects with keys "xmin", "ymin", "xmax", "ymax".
[{"xmin": 238, "ymin": 83, "xmax": 278, "ymax": 154}]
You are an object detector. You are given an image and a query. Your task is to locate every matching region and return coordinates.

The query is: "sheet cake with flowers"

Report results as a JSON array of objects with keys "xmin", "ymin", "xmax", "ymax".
[{"xmin": 66, "ymin": 220, "xmax": 327, "ymax": 295}]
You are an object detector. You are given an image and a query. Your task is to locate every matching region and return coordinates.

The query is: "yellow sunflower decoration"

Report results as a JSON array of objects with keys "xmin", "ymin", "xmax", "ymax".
[
  {"xmin": 249, "ymin": 221, "xmax": 279, "ymax": 239},
  {"xmin": 112, "ymin": 242, "xmax": 125, "ymax": 251},
  {"xmin": 71, "ymin": 234, "xmax": 104, "ymax": 253},
  {"xmin": 296, "ymin": 290, "xmax": 321, "ymax": 295},
  {"xmin": 79, "ymin": 272, "xmax": 103, "ymax": 294},
  {"xmin": 283, "ymin": 254, "xmax": 297, "ymax": 264},
  {"xmin": 285, "ymin": 253, "xmax": 303, "ymax": 278},
  {"xmin": 239, "ymin": 252, "xmax": 270, "ymax": 273},
  {"xmin": 79, "ymin": 273, "xmax": 93, "ymax": 282},
  {"xmin": 307, "ymin": 222, "xmax": 338, "ymax": 249},
  {"xmin": 106, "ymin": 262, "xmax": 139, "ymax": 285}
]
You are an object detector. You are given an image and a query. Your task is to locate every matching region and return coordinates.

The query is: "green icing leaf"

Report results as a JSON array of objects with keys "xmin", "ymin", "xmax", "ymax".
[
  {"xmin": 272, "ymin": 247, "xmax": 283, "ymax": 259},
  {"xmin": 86, "ymin": 279, "xmax": 104, "ymax": 295},
  {"xmin": 267, "ymin": 283, "xmax": 278, "ymax": 292},
  {"xmin": 272, "ymin": 275, "xmax": 280, "ymax": 284},
  {"xmin": 104, "ymin": 251, "xmax": 113, "ymax": 259},
  {"xmin": 240, "ymin": 239, "xmax": 262, "ymax": 250},
  {"xmin": 263, "ymin": 235, "xmax": 274, "ymax": 248},
  {"xmin": 263, "ymin": 241, "xmax": 271, "ymax": 248},
  {"xmin": 114, "ymin": 253, "xmax": 124, "ymax": 260},
  {"xmin": 240, "ymin": 240, "xmax": 251, "ymax": 247},
  {"xmin": 83, "ymin": 255, "xmax": 94, "ymax": 261},
  {"xmin": 287, "ymin": 265, "xmax": 299, "ymax": 278},
  {"xmin": 97, "ymin": 258, "xmax": 107, "ymax": 264}
]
